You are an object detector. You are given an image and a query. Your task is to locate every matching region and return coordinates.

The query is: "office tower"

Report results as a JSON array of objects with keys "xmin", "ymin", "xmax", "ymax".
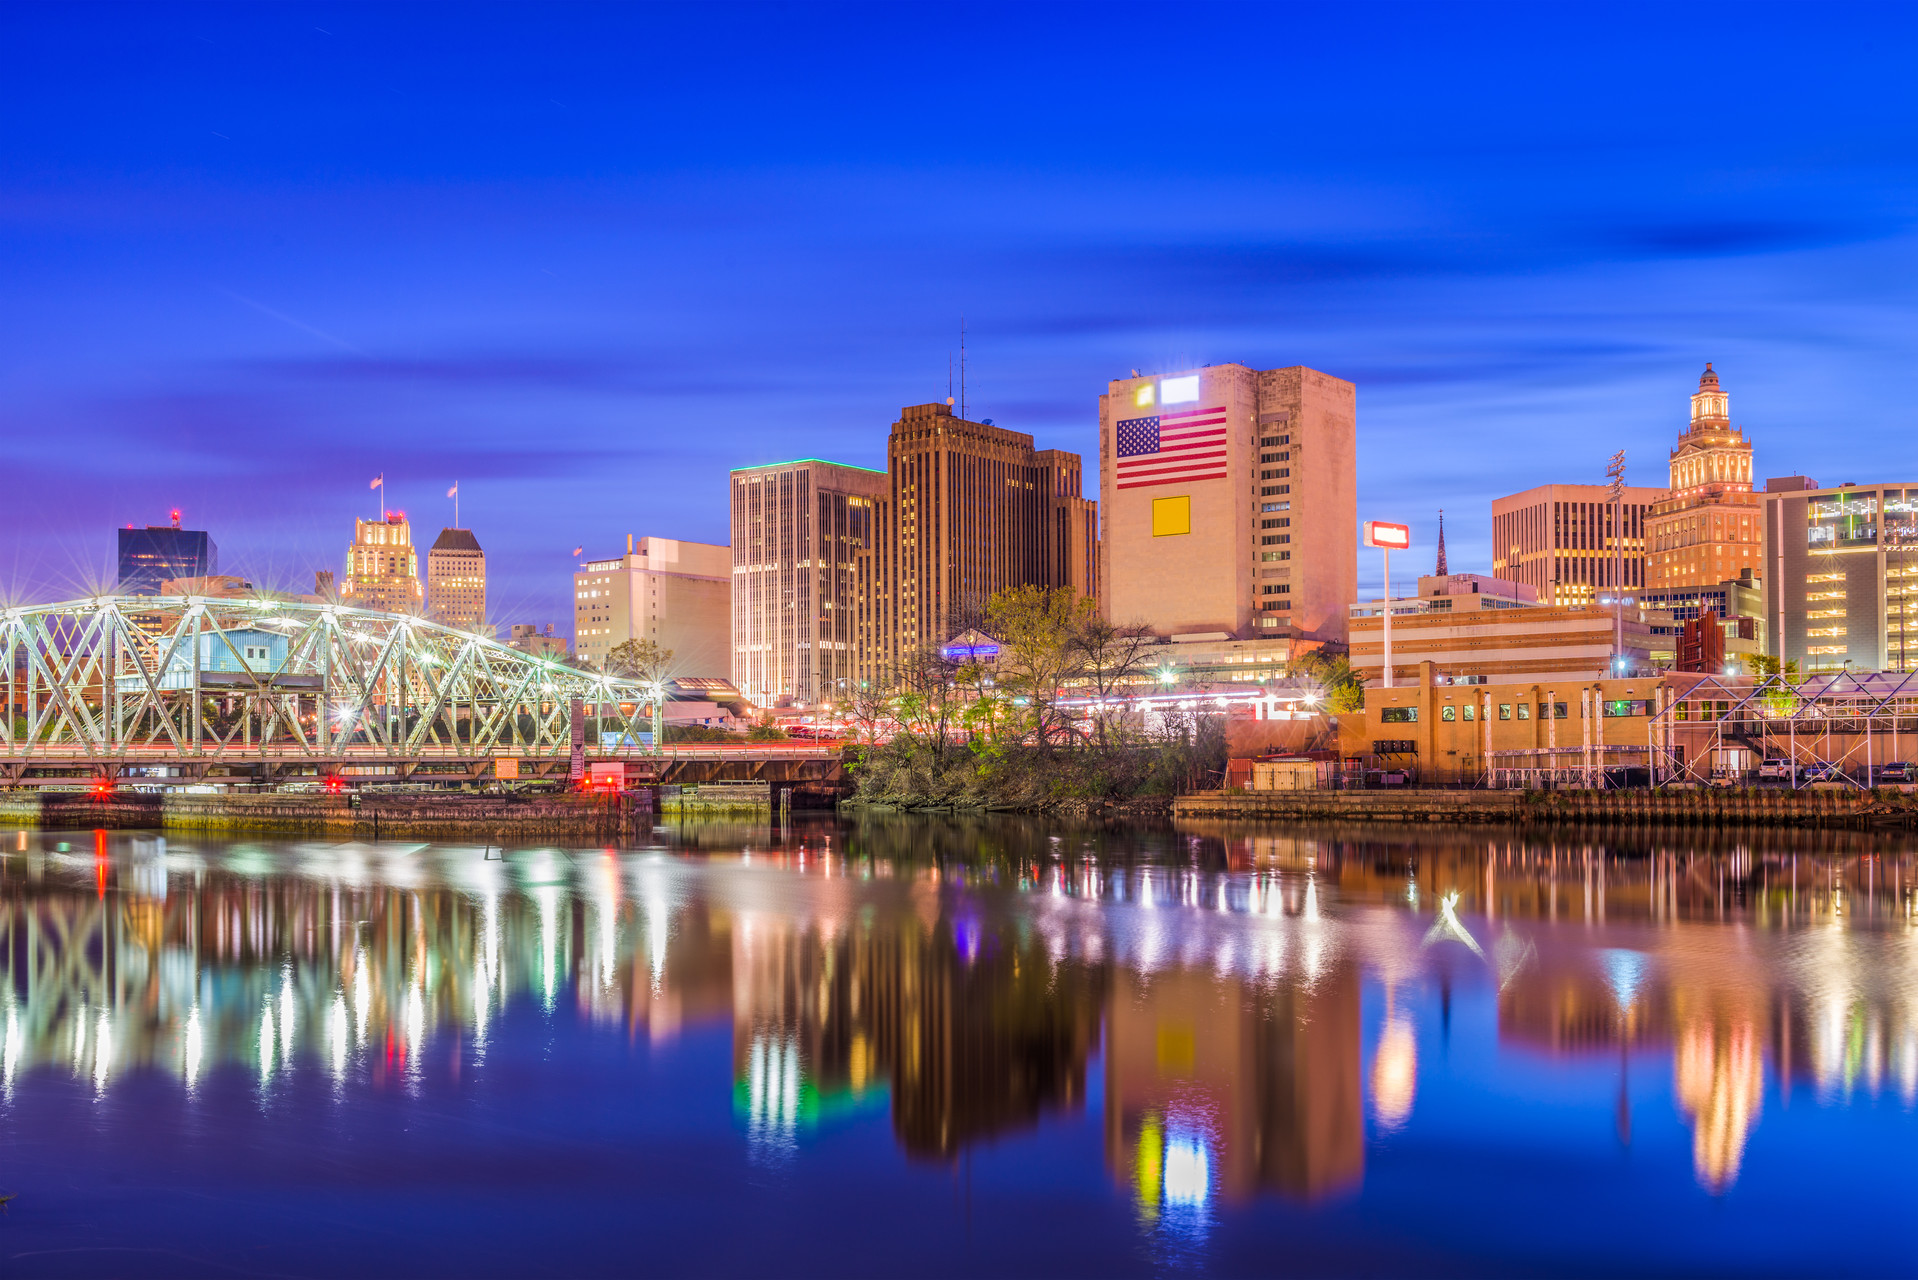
[
  {"xmin": 870, "ymin": 403, "xmax": 1097, "ymax": 677},
  {"xmin": 1491, "ymin": 482, "xmax": 1666, "ymax": 608},
  {"xmin": 426, "ymin": 528, "xmax": 487, "ymax": 633},
  {"xmin": 574, "ymin": 536, "xmax": 731, "ymax": 676},
  {"xmin": 340, "ymin": 513, "xmax": 423, "ymax": 614},
  {"xmin": 1762, "ymin": 478, "xmax": 1918, "ymax": 673},
  {"xmin": 116, "ymin": 511, "xmax": 216, "ymax": 595},
  {"xmin": 1099, "ymin": 365, "xmax": 1354, "ymax": 642},
  {"xmin": 1647, "ymin": 365, "xmax": 1761, "ymax": 588},
  {"xmin": 730, "ymin": 459, "xmax": 886, "ymax": 706}
]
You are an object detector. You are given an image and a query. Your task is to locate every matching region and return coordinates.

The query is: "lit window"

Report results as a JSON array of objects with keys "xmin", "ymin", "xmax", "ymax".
[
  {"xmin": 1160, "ymin": 375, "xmax": 1199, "ymax": 404},
  {"xmin": 1134, "ymin": 383, "xmax": 1155, "ymax": 408}
]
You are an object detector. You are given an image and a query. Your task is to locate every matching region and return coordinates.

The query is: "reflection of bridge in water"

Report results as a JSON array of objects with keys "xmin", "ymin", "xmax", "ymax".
[
  {"xmin": 0, "ymin": 596, "xmax": 843, "ymax": 789},
  {"xmin": 3, "ymin": 819, "xmax": 1916, "ymax": 1202}
]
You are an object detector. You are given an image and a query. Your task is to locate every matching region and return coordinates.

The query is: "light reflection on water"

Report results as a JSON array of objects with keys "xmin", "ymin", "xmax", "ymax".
[{"xmin": 0, "ymin": 818, "xmax": 1916, "ymax": 1273}]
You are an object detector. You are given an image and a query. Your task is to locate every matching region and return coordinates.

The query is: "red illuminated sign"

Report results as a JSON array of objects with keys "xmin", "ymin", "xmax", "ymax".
[{"xmin": 1364, "ymin": 521, "xmax": 1411, "ymax": 550}]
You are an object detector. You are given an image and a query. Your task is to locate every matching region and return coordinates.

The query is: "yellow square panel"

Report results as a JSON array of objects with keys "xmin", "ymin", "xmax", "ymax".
[{"xmin": 1152, "ymin": 495, "xmax": 1190, "ymax": 537}]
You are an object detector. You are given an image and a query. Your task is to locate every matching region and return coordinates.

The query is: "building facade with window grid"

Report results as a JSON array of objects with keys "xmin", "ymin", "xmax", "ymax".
[
  {"xmin": 1762, "ymin": 478, "xmax": 1918, "ymax": 673},
  {"xmin": 574, "ymin": 537, "xmax": 731, "ymax": 678},
  {"xmin": 1098, "ymin": 364, "xmax": 1355, "ymax": 644},
  {"xmin": 729, "ymin": 459, "xmax": 886, "ymax": 706},
  {"xmin": 1647, "ymin": 365, "xmax": 1761, "ymax": 591},
  {"xmin": 426, "ymin": 527, "xmax": 488, "ymax": 634},
  {"xmin": 870, "ymin": 403, "xmax": 1097, "ymax": 682},
  {"xmin": 1491, "ymin": 482, "xmax": 1666, "ymax": 608},
  {"xmin": 340, "ymin": 514, "xmax": 422, "ymax": 615}
]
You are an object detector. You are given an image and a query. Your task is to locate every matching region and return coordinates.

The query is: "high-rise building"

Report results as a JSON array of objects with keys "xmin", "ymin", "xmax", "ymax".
[
  {"xmin": 869, "ymin": 403, "xmax": 1097, "ymax": 677},
  {"xmin": 730, "ymin": 459, "xmax": 886, "ymax": 707},
  {"xmin": 1491, "ymin": 483, "xmax": 1665, "ymax": 608},
  {"xmin": 426, "ymin": 528, "xmax": 487, "ymax": 633},
  {"xmin": 1099, "ymin": 365, "xmax": 1354, "ymax": 642},
  {"xmin": 117, "ymin": 512, "xmax": 216, "ymax": 595},
  {"xmin": 1762, "ymin": 477, "xmax": 1918, "ymax": 673},
  {"xmin": 574, "ymin": 536, "xmax": 731, "ymax": 677},
  {"xmin": 1647, "ymin": 365, "xmax": 1761, "ymax": 589},
  {"xmin": 340, "ymin": 514, "xmax": 423, "ymax": 615}
]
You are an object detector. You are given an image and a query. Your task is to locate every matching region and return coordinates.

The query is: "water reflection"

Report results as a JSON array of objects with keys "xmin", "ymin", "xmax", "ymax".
[{"xmin": 2, "ymin": 817, "xmax": 1918, "ymax": 1221}]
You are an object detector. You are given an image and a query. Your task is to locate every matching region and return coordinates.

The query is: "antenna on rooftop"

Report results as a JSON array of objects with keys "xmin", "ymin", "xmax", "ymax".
[{"xmin": 960, "ymin": 316, "xmax": 967, "ymax": 423}]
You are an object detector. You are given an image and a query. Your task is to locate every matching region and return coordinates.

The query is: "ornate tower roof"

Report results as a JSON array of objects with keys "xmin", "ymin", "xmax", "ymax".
[
  {"xmin": 1690, "ymin": 362, "xmax": 1730, "ymax": 428},
  {"xmin": 1671, "ymin": 363, "xmax": 1751, "ymax": 493}
]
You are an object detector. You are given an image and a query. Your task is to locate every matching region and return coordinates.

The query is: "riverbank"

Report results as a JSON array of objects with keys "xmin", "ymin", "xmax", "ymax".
[
  {"xmin": 1175, "ymin": 786, "xmax": 1918, "ymax": 828},
  {"xmin": 842, "ymin": 794, "xmax": 1175, "ymax": 819},
  {"xmin": 0, "ymin": 791, "xmax": 647, "ymax": 839}
]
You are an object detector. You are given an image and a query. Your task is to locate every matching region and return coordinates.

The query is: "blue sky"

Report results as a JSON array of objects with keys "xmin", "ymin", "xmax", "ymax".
[{"xmin": 4, "ymin": 2, "xmax": 1916, "ymax": 629}]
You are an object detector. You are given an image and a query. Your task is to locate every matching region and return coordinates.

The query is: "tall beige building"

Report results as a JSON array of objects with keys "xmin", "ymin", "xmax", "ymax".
[
  {"xmin": 1098, "ymin": 364, "xmax": 1354, "ymax": 642},
  {"xmin": 730, "ymin": 459, "xmax": 887, "ymax": 706},
  {"xmin": 574, "ymin": 536, "xmax": 731, "ymax": 677},
  {"xmin": 1491, "ymin": 483, "xmax": 1666, "ymax": 608},
  {"xmin": 1647, "ymin": 365, "xmax": 1761, "ymax": 589},
  {"xmin": 426, "ymin": 528, "xmax": 487, "ymax": 633},
  {"xmin": 340, "ymin": 514, "xmax": 423, "ymax": 615},
  {"xmin": 868, "ymin": 403, "xmax": 1097, "ymax": 678}
]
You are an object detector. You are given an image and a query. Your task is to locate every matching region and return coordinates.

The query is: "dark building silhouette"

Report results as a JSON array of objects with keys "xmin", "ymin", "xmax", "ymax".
[{"xmin": 117, "ymin": 514, "xmax": 216, "ymax": 595}]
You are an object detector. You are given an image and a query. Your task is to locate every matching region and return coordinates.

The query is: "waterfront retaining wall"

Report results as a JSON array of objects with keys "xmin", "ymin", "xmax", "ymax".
[
  {"xmin": 1174, "ymin": 787, "xmax": 1918, "ymax": 828},
  {"xmin": 0, "ymin": 791, "xmax": 647, "ymax": 839}
]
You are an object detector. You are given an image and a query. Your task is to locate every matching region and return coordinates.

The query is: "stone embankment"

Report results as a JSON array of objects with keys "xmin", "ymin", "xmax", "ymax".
[
  {"xmin": 1175, "ymin": 786, "xmax": 1918, "ymax": 829},
  {"xmin": 0, "ymin": 791, "xmax": 648, "ymax": 840}
]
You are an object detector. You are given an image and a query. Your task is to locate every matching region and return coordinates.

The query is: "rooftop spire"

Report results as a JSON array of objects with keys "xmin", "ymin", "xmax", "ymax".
[{"xmin": 1435, "ymin": 509, "xmax": 1448, "ymax": 576}]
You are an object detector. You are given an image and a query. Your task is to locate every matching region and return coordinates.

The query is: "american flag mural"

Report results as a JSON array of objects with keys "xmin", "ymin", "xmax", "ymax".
[{"xmin": 1114, "ymin": 405, "xmax": 1229, "ymax": 489}]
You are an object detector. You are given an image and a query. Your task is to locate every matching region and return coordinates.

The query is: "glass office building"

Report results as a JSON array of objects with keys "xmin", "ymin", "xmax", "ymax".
[
  {"xmin": 1763, "ymin": 479, "xmax": 1918, "ymax": 673},
  {"xmin": 116, "ymin": 523, "xmax": 217, "ymax": 595}
]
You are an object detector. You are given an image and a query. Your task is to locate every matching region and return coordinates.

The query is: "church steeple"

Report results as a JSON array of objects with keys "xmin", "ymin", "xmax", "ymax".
[{"xmin": 1435, "ymin": 509, "xmax": 1448, "ymax": 576}]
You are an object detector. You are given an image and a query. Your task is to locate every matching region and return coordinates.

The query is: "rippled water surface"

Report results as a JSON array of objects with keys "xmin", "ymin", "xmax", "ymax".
[{"xmin": 0, "ymin": 816, "xmax": 1916, "ymax": 1277}]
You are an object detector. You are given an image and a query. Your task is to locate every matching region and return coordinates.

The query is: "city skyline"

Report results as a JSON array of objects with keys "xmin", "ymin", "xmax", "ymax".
[{"xmin": 7, "ymin": 5, "xmax": 1918, "ymax": 627}]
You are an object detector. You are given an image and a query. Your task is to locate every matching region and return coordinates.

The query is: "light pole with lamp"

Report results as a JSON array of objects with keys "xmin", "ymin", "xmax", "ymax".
[
  {"xmin": 1607, "ymin": 451, "xmax": 1627, "ymax": 676},
  {"xmin": 1364, "ymin": 521, "xmax": 1412, "ymax": 688}
]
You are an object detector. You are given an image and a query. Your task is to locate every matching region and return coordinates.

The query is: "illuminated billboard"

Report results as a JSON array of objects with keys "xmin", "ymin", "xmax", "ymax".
[{"xmin": 1363, "ymin": 521, "xmax": 1411, "ymax": 550}]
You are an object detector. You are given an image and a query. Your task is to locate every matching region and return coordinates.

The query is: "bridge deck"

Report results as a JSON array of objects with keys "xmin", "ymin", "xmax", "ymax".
[{"xmin": 0, "ymin": 744, "xmax": 849, "ymax": 788}]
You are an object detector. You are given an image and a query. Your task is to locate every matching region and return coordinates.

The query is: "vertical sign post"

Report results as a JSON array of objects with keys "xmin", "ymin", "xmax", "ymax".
[
  {"xmin": 1364, "ymin": 522, "xmax": 1412, "ymax": 689},
  {"xmin": 568, "ymin": 697, "xmax": 586, "ymax": 788}
]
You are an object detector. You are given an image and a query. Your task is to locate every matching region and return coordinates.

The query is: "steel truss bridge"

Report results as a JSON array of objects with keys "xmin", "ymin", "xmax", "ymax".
[{"xmin": 0, "ymin": 595, "xmax": 842, "ymax": 789}]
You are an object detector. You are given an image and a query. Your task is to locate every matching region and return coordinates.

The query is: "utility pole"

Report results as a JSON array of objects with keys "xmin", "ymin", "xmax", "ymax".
[{"xmin": 1607, "ymin": 451, "xmax": 1626, "ymax": 676}]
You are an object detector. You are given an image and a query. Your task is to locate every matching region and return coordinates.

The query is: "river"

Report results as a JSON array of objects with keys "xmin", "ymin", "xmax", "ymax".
[{"xmin": 0, "ymin": 815, "xmax": 1912, "ymax": 1276}]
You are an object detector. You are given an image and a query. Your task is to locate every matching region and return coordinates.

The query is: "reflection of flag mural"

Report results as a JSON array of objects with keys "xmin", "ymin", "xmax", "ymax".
[{"xmin": 1114, "ymin": 406, "xmax": 1230, "ymax": 489}]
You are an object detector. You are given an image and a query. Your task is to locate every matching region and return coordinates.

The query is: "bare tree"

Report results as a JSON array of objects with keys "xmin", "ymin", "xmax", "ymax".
[{"xmin": 1073, "ymin": 614, "xmax": 1158, "ymax": 753}]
